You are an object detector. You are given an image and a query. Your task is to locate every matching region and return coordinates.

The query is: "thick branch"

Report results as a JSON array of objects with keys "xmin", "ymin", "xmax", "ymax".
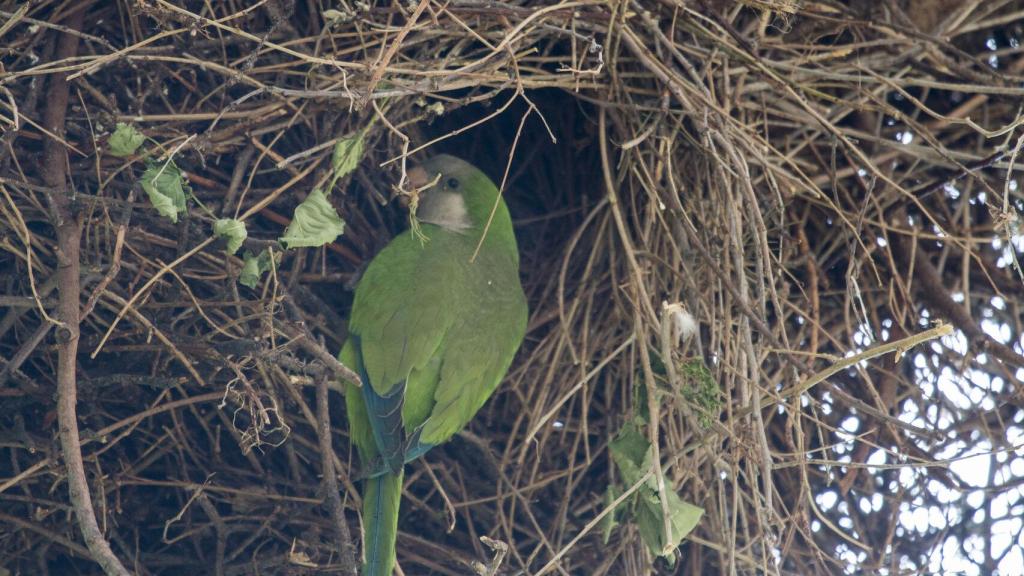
[
  {"xmin": 42, "ymin": 5, "xmax": 132, "ymax": 576},
  {"xmin": 315, "ymin": 375, "xmax": 359, "ymax": 575}
]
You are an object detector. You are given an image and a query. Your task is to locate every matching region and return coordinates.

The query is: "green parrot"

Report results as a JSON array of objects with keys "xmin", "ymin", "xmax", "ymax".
[{"xmin": 339, "ymin": 155, "xmax": 528, "ymax": 576}]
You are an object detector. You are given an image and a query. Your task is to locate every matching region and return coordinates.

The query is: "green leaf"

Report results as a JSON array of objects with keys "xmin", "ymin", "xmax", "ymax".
[
  {"xmin": 239, "ymin": 249, "xmax": 273, "ymax": 289},
  {"xmin": 108, "ymin": 123, "xmax": 145, "ymax": 157},
  {"xmin": 665, "ymin": 496, "xmax": 703, "ymax": 548},
  {"xmin": 214, "ymin": 218, "xmax": 247, "ymax": 255},
  {"xmin": 636, "ymin": 489, "xmax": 704, "ymax": 558},
  {"xmin": 330, "ymin": 133, "xmax": 365, "ymax": 186},
  {"xmin": 632, "ymin": 372, "xmax": 652, "ymax": 424},
  {"xmin": 636, "ymin": 493, "xmax": 664, "ymax": 558},
  {"xmin": 140, "ymin": 160, "xmax": 189, "ymax": 223},
  {"xmin": 279, "ymin": 188, "xmax": 345, "ymax": 249},
  {"xmin": 609, "ymin": 419, "xmax": 652, "ymax": 486},
  {"xmin": 607, "ymin": 417, "xmax": 704, "ymax": 559},
  {"xmin": 601, "ymin": 484, "xmax": 625, "ymax": 544}
]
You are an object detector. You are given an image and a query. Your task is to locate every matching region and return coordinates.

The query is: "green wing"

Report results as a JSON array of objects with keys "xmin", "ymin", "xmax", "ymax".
[
  {"xmin": 345, "ymin": 231, "xmax": 453, "ymax": 466},
  {"xmin": 349, "ymin": 232, "xmax": 455, "ymax": 398}
]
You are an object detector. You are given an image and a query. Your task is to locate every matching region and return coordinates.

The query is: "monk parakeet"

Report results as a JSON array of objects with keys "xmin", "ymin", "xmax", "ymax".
[{"xmin": 339, "ymin": 155, "xmax": 528, "ymax": 576}]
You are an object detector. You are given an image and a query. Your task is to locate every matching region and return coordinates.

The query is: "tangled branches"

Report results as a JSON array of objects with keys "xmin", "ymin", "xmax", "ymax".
[{"xmin": 1, "ymin": 1, "xmax": 1023, "ymax": 574}]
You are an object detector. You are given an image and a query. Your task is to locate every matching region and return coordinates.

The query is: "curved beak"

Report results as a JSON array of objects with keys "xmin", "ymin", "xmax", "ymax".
[
  {"xmin": 401, "ymin": 164, "xmax": 432, "ymax": 208},
  {"xmin": 407, "ymin": 165, "xmax": 429, "ymax": 189}
]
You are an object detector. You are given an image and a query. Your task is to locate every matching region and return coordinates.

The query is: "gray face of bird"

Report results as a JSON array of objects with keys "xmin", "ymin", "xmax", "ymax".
[
  {"xmin": 416, "ymin": 188, "xmax": 472, "ymax": 231},
  {"xmin": 407, "ymin": 160, "xmax": 474, "ymax": 232}
]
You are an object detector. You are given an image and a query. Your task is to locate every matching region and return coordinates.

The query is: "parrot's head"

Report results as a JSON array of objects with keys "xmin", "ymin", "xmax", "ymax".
[{"xmin": 407, "ymin": 154, "xmax": 506, "ymax": 235}]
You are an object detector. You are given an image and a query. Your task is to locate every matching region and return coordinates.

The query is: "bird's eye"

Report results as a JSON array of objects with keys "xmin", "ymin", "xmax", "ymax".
[{"xmin": 446, "ymin": 177, "xmax": 460, "ymax": 190}]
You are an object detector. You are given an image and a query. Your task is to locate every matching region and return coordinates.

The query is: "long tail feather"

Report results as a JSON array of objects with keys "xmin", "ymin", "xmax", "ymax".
[{"xmin": 363, "ymin": 470, "xmax": 403, "ymax": 576}]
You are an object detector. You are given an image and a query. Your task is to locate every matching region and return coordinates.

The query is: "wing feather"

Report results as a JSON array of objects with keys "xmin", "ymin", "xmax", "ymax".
[{"xmin": 349, "ymin": 233, "xmax": 454, "ymax": 396}]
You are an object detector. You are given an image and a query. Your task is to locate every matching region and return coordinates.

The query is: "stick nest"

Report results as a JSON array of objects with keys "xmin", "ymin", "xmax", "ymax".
[{"xmin": 1, "ymin": 1, "xmax": 1023, "ymax": 574}]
